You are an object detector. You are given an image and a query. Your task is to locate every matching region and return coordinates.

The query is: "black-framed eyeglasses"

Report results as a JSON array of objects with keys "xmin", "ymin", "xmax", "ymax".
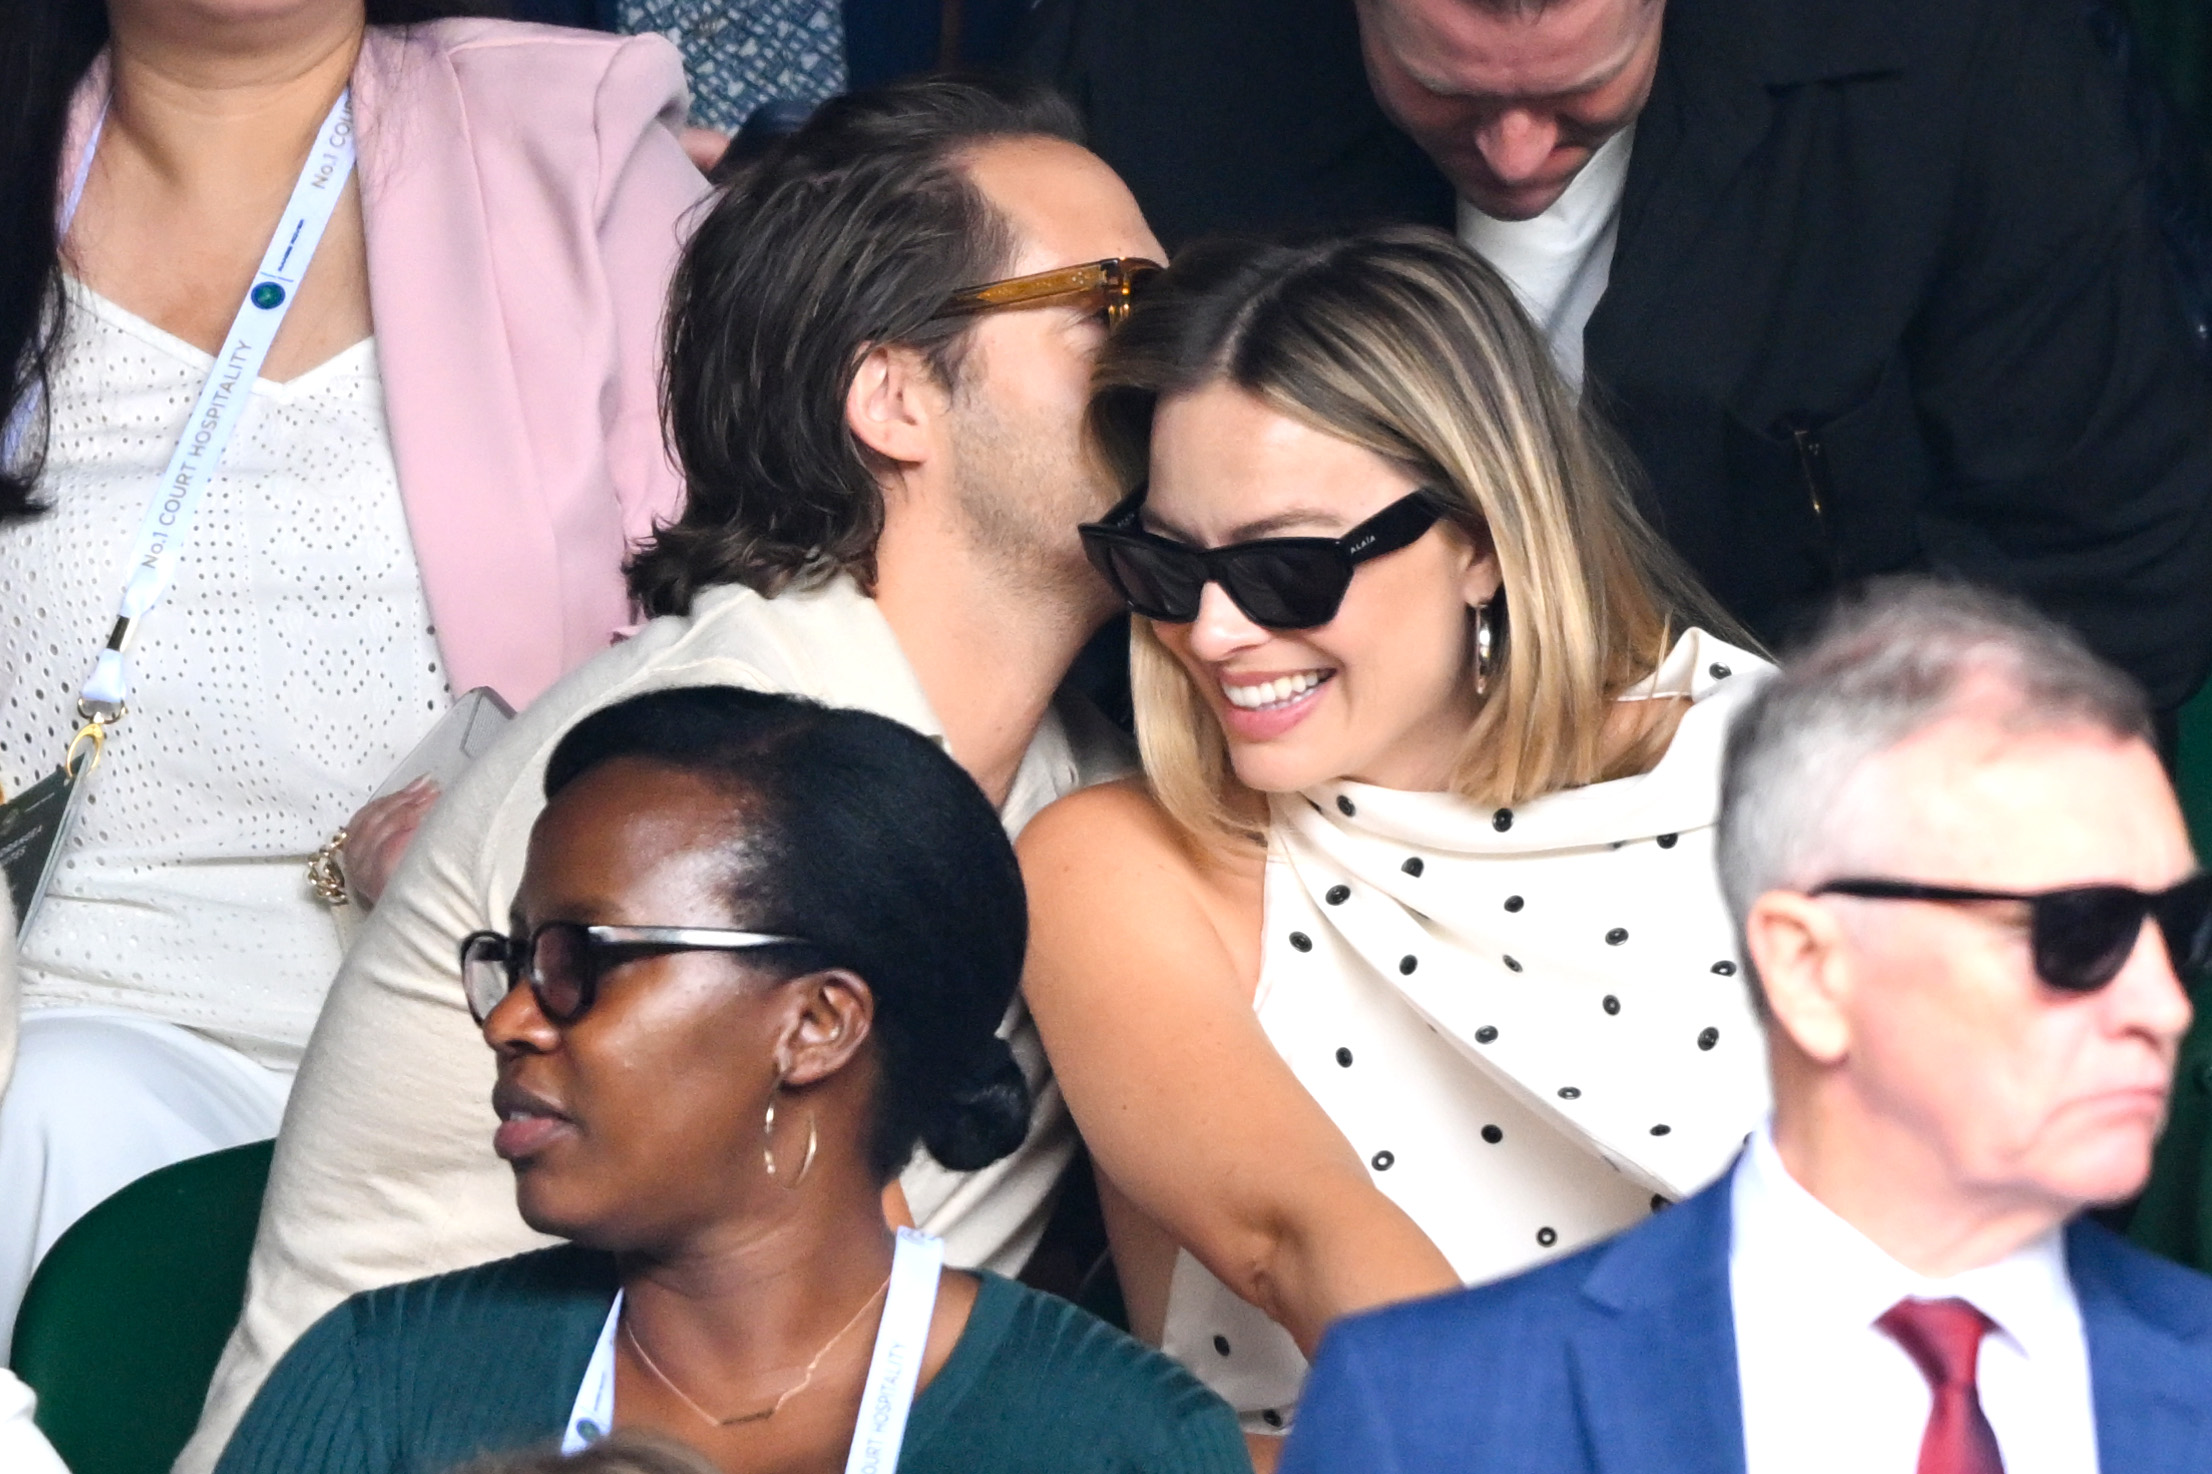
[
  {"xmin": 1810, "ymin": 874, "xmax": 2212, "ymax": 993},
  {"xmin": 1077, "ymin": 486, "xmax": 1444, "ymax": 630},
  {"xmin": 459, "ymin": 922, "xmax": 813, "ymax": 1026},
  {"xmin": 932, "ymin": 256, "xmax": 1165, "ymax": 328}
]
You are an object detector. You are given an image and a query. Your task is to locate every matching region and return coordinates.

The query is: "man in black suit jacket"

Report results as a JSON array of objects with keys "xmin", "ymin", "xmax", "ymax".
[{"xmin": 1020, "ymin": 0, "xmax": 2212, "ymax": 714}]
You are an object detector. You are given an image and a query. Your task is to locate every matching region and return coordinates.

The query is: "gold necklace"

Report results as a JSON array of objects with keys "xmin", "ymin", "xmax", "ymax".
[{"xmin": 621, "ymin": 1275, "xmax": 891, "ymax": 1429}]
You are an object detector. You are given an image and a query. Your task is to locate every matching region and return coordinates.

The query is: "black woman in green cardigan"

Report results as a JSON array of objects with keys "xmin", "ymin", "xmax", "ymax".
[{"xmin": 215, "ymin": 686, "xmax": 1247, "ymax": 1474}]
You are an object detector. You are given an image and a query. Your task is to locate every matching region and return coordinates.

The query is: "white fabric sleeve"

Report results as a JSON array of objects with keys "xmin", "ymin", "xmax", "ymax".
[{"xmin": 1, "ymin": 1369, "xmax": 70, "ymax": 1474}]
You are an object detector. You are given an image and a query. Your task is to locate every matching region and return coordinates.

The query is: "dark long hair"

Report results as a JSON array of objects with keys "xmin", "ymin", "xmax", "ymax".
[
  {"xmin": 0, "ymin": 0, "xmax": 499, "ymax": 522},
  {"xmin": 543, "ymin": 685, "xmax": 1034, "ymax": 1180},
  {"xmin": 630, "ymin": 75, "xmax": 1081, "ymax": 616}
]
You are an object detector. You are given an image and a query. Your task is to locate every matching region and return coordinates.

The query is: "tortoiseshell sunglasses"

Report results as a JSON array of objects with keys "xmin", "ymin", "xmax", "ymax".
[{"xmin": 932, "ymin": 256, "xmax": 1165, "ymax": 328}]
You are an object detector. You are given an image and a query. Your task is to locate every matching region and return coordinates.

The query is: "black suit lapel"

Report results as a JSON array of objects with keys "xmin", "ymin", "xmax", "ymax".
[
  {"xmin": 1566, "ymin": 1181, "xmax": 1749, "ymax": 1474},
  {"xmin": 1585, "ymin": 0, "xmax": 1915, "ymax": 381}
]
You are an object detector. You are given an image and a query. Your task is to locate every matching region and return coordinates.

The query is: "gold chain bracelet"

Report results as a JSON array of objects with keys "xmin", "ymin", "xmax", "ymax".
[{"xmin": 308, "ymin": 828, "xmax": 350, "ymax": 906}]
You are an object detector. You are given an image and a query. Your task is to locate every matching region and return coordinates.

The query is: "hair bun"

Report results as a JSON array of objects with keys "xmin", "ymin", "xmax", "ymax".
[{"xmin": 919, "ymin": 1036, "xmax": 1032, "ymax": 1172}]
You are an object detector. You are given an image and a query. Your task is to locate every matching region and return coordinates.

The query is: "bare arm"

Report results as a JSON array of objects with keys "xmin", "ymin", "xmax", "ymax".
[{"xmin": 1019, "ymin": 782, "xmax": 1457, "ymax": 1355}]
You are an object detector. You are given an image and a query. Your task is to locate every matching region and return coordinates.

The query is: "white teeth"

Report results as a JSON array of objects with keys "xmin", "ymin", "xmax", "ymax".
[{"xmin": 1223, "ymin": 670, "xmax": 1328, "ymax": 710}]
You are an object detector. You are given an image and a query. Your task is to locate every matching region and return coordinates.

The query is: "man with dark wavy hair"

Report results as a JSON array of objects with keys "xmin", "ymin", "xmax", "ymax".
[{"xmin": 178, "ymin": 75, "xmax": 1164, "ymax": 1473}]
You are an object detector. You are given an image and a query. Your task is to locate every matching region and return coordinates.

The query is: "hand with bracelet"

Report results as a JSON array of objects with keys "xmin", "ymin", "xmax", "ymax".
[{"xmin": 313, "ymin": 778, "xmax": 440, "ymax": 909}]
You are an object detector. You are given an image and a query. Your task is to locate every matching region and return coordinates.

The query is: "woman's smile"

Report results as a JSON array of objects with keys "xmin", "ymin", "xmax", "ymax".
[{"xmin": 1214, "ymin": 666, "xmax": 1336, "ymax": 741}]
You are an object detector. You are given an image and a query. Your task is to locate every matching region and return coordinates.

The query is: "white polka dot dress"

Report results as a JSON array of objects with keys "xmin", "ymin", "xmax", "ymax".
[
  {"xmin": 0, "ymin": 282, "xmax": 451, "ymax": 1069},
  {"xmin": 1159, "ymin": 629, "xmax": 1774, "ymax": 1431}
]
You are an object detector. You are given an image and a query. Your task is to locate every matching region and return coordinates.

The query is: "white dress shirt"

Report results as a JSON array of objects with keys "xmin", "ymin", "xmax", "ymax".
[
  {"xmin": 1457, "ymin": 125, "xmax": 1634, "ymax": 389},
  {"xmin": 1729, "ymin": 1124, "xmax": 2099, "ymax": 1474},
  {"xmin": 1, "ymin": 1369, "xmax": 68, "ymax": 1474}
]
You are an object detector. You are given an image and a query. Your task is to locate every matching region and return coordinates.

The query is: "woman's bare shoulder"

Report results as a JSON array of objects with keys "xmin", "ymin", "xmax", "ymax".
[{"xmin": 1018, "ymin": 777, "xmax": 1197, "ymax": 871}]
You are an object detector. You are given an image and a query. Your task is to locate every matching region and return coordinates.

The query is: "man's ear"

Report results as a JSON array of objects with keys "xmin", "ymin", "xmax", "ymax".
[
  {"xmin": 775, "ymin": 968, "xmax": 876, "ymax": 1088},
  {"xmin": 1744, "ymin": 891, "xmax": 1857, "ymax": 1065},
  {"xmin": 846, "ymin": 343, "xmax": 948, "ymax": 470}
]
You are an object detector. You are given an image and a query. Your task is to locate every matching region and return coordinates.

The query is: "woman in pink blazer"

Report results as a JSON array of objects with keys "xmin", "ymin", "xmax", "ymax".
[{"xmin": 0, "ymin": 0, "xmax": 705, "ymax": 1346}]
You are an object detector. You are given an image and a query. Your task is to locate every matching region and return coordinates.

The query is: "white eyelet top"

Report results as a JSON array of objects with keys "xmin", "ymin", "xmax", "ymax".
[
  {"xmin": 1159, "ymin": 629, "xmax": 1776, "ymax": 1433},
  {"xmin": 0, "ymin": 282, "xmax": 452, "ymax": 1068}
]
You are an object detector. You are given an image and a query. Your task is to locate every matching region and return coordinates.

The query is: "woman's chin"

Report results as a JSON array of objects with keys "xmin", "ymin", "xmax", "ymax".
[
  {"xmin": 1228, "ymin": 740, "xmax": 1338, "ymax": 798},
  {"xmin": 512, "ymin": 1179, "xmax": 597, "ymax": 1242}
]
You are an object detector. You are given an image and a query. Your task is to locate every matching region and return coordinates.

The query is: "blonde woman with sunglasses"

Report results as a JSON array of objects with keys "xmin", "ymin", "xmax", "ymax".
[{"xmin": 1019, "ymin": 228, "xmax": 1773, "ymax": 1462}]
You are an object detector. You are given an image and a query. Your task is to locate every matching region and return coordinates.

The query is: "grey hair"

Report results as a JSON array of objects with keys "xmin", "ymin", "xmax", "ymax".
[{"xmin": 1716, "ymin": 578, "xmax": 2154, "ymax": 936}]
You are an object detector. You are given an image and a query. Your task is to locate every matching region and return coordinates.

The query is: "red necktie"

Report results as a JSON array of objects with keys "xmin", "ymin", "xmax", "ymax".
[{"xmin": 1876, "ymin": 1297, "xmax": 2007, "ymax": 1474}]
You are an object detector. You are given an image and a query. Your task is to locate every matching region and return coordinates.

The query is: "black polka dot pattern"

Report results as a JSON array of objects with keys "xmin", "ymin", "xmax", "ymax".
[
  {"xmin": 1536, "ymin": 1227, "xmax": 1558, "ymax": 1247},
  {"xmin": 1698, "ymin": 1027, "xmax": 1720, "ymax": 1051},
  {"xmin": 1371, "ymin": 1150, "xmax": 1395, "ymax": 1171},
  {"xmin": 1325, "ymin": 884, "xmax": 1350, "ymax": 906},
  {"xmin": 1602, "ymin": 995, "xmax": 1621, "ymax": 1015},
  {"xmin": 1335, "ymin": 1047, "xmax": 1353, "ymax": 1067},
  {"xmin": 1336, "ymin": 795, "xmax": 1356, "ymax": 817},
  {"xmin": 1261, "ymin": 1411, "xmax": 1284, "ymax": 1429},
  {"xmin": 1503, "ymin": 955, "xmax": 1523, "ymax": 972},
  {"xmin": 1649, "ymin": 1124, "xmax": 1671, "ymax": 1136},
  {"xmin": 1605, "ymin": 927, "xmax": 1629, "ymax": 946},
  {"xmin": 1656, "ymin": 833, "xmax": 1678, "ymax": 849},
  {"xmin": 1503, "ymin": 895, "xmax": 1524, "ymax": 912},
  {"xmin": 1214, "ymin": 1335, "xmax": 1231, "ymax": 1356},
  {"xmin": 1711, "ymin": 960, "xmax": 1737, "ymax": 976},
  {"xmin": 1710, "ymin": 663, "xmax": 1732, "ymax": 679},
  {"xmin": 1398, "ymin": 955, "xmax": 1418, "ymax": 975},
  {"xmin": 1481, "ymin": 1124, "xmax": 1503, "ymax": 1144},
  {"xmin": 1289, "ymin": 932, "xmax": 1313, "ymax": 952},
  {"xmin": 1475, "ymin": 1026, "xmax": 1498, "ymax": 1044},
  {"xmin": 1492, "ymin": 808, "xmax": 1513, "ymax": 832},
  {"xmin": 1401, "ymin": 857, "xmax": 1424, "ymax": 877},
  {"xmin": 1557, "ymin": 1086, "xmax": 1581, "ymax": 1099}
]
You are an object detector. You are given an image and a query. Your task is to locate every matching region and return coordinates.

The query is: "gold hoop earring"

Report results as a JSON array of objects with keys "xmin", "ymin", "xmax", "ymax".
[
  {"xmin": 762, "ymin": 1078, "xmax": 819, "ymax": 1189},
  {"xmin": 1474, "ymin": 601, "xmax": 1497, "ymax": 698}
]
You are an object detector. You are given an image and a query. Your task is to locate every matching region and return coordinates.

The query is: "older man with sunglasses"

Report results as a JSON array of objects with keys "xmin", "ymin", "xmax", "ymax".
[
  {"xmin": 1283, "ymin": 577, "xmax": 2212, "ymax": 1474},
  {"xmin": 177, "ymin": 76, "xmax": 1166, "ymax": 1473}
]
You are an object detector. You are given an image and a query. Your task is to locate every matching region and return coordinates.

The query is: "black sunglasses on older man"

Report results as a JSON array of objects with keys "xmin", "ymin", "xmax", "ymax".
[
  {"xmin": 1811, "ymin": 873, "xmax": 2212, "ymax": 993},
  {"xmin": 460, "ymin": 921, "xmax": 812, "ymax": 1026},
  {"xmin": 1078, "ymin": 485, "xmax": 1444, "ymax": 631}
]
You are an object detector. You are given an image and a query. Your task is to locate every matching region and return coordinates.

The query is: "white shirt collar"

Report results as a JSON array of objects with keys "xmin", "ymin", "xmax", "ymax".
[{"xmin": 1730, "ymin": 1121, "xmax": 2079, "ymax": 1364}]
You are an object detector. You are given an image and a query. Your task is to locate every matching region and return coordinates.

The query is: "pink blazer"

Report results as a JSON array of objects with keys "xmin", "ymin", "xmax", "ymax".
[{"xmin": 67, "ymin": 22, "xmax": 708, "ymax": 708}]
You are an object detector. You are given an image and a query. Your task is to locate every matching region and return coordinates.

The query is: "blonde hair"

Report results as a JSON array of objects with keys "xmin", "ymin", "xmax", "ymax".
[{"xmin": 1089, "ymin": 227, "xmax": 1741, "ymax": 847}]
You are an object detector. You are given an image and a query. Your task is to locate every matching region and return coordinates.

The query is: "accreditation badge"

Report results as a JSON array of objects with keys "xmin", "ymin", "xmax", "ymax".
[{"xmin": 0, "ymin": 725, "xmax": 102, "ymax": 937}]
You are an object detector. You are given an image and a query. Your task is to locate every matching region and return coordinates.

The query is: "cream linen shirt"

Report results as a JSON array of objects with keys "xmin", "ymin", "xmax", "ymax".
[
  {"xmin": 1730, "ymin": 1124, "xmax": 2100, "ymax": 1474},
  {"xmin": 178, "ymin": 576, "xmax": 1130, "ymax": 1474}
]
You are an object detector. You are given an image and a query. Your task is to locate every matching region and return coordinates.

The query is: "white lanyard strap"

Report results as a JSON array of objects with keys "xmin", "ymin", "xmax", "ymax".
[
  {"xmin": 74, "ymin": 88, "xmax": 356, "ymax": 724},
  {"xmin": 564, "ymin": 1228, "xmax": 947, "ymax": 1465},
  {"xmin": 843, "ymin": 1227, "xmax": 944, "ymax": 1474}
]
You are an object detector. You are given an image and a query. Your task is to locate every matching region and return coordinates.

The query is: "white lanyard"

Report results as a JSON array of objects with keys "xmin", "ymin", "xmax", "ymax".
[
  {"xmin": 564, "ymin": 1228, "xmax": 948, "ymax": 1467},
  {"xmin": 0, "ymin": 85, "xmax": 356, "ymax": 937},
  {"xmin": 69, "ymin": 88, "xmax": 358, "ymax": 724}
]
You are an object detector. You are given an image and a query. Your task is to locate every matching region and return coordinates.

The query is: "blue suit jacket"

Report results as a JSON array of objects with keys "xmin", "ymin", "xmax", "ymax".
[{"xmin": 1281, "ymin": 1175, "xmax": 2212, "ymax": 1474}]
